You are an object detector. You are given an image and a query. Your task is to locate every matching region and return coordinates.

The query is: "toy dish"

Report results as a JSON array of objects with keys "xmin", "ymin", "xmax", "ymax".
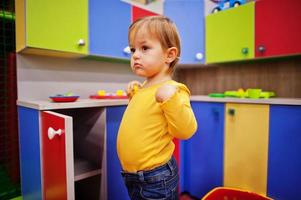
[
  {"xmin": 208, "ymin": 93, "xmax": 225, "ymax": 98},
  {"xmin": 49, "ymin": 96, "xmax": 80, "ymax": 102}
]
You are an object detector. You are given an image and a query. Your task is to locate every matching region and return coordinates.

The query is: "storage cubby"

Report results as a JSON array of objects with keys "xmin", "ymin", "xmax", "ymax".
[
  {"xmin": 75, "ymin": 175, "xmax": 101, "ymax": 200},
  {"xmin": 53, "ymin": 107, "xmax": 105, "ymax": 199}
]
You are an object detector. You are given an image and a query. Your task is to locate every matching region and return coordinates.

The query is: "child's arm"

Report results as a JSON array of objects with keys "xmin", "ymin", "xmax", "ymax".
[{"xmin": 156, "ymin": 84, "xmax": 197, "ymax": 139}]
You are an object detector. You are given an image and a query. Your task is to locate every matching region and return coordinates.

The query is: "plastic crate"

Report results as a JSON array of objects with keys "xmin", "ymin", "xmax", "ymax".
[{"xmin": 202, "ymin": 187, "xmax": 273, "ymax": 200}]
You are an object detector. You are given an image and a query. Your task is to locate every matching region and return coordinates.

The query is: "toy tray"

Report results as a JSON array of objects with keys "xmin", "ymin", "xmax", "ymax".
[
  {"xmin": 202, "ymin": 187, "xmax": 272, "ymax": 200},
  {"xmin": 49, "ymin": 96, "xmax": 79, "ymax": 103},
  {"xmin": 89, "ymin": 95, "xmax": 128, "ymax": 100}
]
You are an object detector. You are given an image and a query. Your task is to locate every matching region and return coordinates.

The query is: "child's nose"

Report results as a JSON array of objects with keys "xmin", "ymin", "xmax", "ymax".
[{"xmin": 132, "ymin": 50, "xmax": 141, "ymax": 59}]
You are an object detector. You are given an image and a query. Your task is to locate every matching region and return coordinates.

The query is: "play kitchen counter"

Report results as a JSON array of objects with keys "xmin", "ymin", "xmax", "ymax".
[
  {"xmin": 17, "ymin": 99, "xmax": 128, "ymax": 200},
  {"xmin": 17, "ymin": 95, "xmax": 301, "ymax": 110},
  {"xmin": 191, "ymin": 95, "xmax": 301, "ymax": 105},
  {"xmin": 184, "ymin": 96, "xmax": 301, "ymax": 200},
  {"xmin": 17, "ymin": 96, "xmax": 301, "ymax": 200},
  {"xmin": 17, "ymin": 98, "xmax": 128, "ymax": 110}
]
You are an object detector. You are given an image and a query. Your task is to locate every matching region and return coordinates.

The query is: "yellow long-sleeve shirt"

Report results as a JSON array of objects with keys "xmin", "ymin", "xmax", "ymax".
[{"xmin": 117, "ymin": 80, "xmax": 197, "ymax": 172}]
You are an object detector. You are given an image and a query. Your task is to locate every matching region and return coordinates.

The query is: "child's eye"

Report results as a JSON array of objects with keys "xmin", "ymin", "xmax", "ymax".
[
  {"xmin": 142, "ymin": 46, "xmax": 149, "ymax": 51},
  {"xmin": 130, "ymin": 48, "xmax": 135, "ymax": 53}
]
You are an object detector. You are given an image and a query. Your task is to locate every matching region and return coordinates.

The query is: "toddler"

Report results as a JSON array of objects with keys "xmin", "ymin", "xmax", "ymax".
[{"xmin": 117, "ymin": 15, "xmax": 198, "ymax": 200}]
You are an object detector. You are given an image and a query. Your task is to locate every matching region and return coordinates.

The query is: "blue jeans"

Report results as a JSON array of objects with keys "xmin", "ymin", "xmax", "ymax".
[{"xmin": 121, "ymin": 156, "xmax": 179, "ymax": 200}]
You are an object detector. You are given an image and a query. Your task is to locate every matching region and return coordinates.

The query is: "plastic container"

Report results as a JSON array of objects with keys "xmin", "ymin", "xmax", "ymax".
[
  {"xmin": 202, "ymin": 187, "xmax": 273, "ymax": 200},
  {"xmin": 247, "ymin": 88, "xmax": 262, "ymax": 99}
]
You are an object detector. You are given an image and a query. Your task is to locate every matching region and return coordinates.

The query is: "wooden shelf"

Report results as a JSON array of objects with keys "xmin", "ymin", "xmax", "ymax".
[{"xmin": 74, "ymin": 157, "xmax": 101, "ymax": 182}]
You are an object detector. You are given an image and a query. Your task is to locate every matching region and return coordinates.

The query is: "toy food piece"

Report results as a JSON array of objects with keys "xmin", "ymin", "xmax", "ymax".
[
  {"xmin": 224, "ymin": 91, "xmax": 240, "ymax": 97},
  {"xmin": 97, "ymin": 90, "xmax": 106, "ymax": 96},
  {"xmin": 133, "ymin": 84, "xmax": 139, "ymax": 93},
  {"xmin": 237, "ymin": 88, "xmax": 247, "ymax": 98},
  {"xmin": 64, "ymin": 91, "xmax": 74, "ymax": 96},
  {"xmin": 116, "ymin": 90, "xmax": 126, "ymax": 96},
  {"xmin": 90, "ymin": 89, "xmax": 128, "ymax": 99},
  {"xmin": 224, "ymin": 89, "xmax": 248, "ymax": 98},
  {"xmin": 128, "ymin": 84, "xmax": 139, "ymax": 97},
  {"xmin": 260, "ymin": 91, "xmax": 276, "ymax": 99}
]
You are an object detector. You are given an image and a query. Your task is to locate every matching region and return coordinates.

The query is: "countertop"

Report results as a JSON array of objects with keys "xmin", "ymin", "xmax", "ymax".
[
  {"xmin": 190, "ymin": 95, "xmax": 301, "ymax": 105},
  {"xmin": 17, "ymin": 95, "xmax": 301, "ymax": 110},
  {"xmin": 17, "ymin": 99, "xmax": 129, "ymax": 110}
]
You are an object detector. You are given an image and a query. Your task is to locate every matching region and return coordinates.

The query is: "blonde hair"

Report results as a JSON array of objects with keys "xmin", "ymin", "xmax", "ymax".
[{"xmin": 128, "ymin": 15, "xmax": 181, "ymax": 73}]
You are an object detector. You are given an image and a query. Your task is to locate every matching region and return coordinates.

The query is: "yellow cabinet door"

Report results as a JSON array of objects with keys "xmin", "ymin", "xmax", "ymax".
[{"xmin": 224, "ymin": 103, "xmax": 269, "ymax": 195}]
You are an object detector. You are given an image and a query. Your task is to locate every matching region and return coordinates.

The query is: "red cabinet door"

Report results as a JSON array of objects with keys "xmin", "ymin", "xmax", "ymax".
[
  {"xmin": 41, "ymin": 111, "xmax": 74, "ymax": 200},
  {"xmin": 132, "ymin": 6, "xmax": 157, "ymax": 22},
  {"xmin": 255, "ymin": 0, "xmax": 301, "ymax": 58}
]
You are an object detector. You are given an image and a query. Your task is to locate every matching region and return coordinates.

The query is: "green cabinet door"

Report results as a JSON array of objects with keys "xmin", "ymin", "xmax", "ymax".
[
  {"xmin": 206, "ymin": 2, "xmax": 254, "ymax": 64},
  {"xmin": 26, "ymin": 0, "xmax": 88, "ymax": 54}
]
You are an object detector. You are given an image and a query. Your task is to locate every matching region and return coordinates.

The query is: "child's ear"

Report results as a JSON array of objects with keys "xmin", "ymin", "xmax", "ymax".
[{"xmin": 166, "ymin": 47, "xmax": 178, "ymax": 64}]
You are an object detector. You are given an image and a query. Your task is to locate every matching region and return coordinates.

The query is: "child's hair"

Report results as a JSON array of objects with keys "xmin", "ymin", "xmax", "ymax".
[{"xmin": 128, "ymin": 15, "xmax": 181, "ymax": 73}]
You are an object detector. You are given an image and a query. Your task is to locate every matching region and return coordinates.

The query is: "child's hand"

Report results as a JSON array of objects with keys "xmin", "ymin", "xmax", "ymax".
[
  {"xmin": 126, "ymin": 80, "xmax": 142, "ymax": 98},
  {"xmin": 155, "ymin": 84, "xmax": 177, "ymax": 103}
]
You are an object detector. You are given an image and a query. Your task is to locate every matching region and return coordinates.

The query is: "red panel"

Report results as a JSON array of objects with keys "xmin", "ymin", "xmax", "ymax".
[
  {"xmin": 132, "ymin": 6, "xmax": 157, "ymax": 22},
  {"xmin": 6, "ymin": 53, "xmax": 19, "ymax": 184},
  {"xmin": 173, "ymin": 138, "xmax": 180, "ymax": 163},
  {"xmin": 255, "ymin": 0, "xmax": 301, "ymax": 57},
  {"xmin": 173, "ymin": 138, "xmax": 180, "ymax": 192},
  {"xmin": 41, "ymin": 112, "xmax": 67, "ymax": 200}
]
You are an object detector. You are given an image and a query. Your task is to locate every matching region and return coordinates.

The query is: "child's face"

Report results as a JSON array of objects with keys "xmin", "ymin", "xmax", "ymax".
[{"xmin": 129, "ymin": 30, "xmax": 169, "ymax": 79}]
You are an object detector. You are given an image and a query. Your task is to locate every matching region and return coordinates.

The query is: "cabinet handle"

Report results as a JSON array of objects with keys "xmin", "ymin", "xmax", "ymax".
[
  {"xmin": 241, "ymin": 47, "xmax": 248, "ymax": 55},
  {"xmin": 212, "ymin": 108, "xmax": 220, "ymax": 120},
  {"xmin": 77, "ymin": 39, "xmax": 85, "ymax": 46},
  {"xmin": 258, "ymin": 45, "xmax": 266, "ymax": 53},
  {"xmin": 48, "ymin": 127, "xmax": 63, "ymax": 140},
  {"xmin": 195, "ymin": 52, "xmax": 203, "ymax": 61},
  {"xmin": 123, "ymin": 46, "xmax": 131, "ymax": 55},
  {"xmin": 228, "ymin": 108, "xmax": 235, "ymax": 116}
]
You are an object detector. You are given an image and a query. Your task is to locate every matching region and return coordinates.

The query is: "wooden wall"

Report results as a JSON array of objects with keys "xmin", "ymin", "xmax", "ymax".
[
  {"xmin": 176, "ymin": 56, "xmax": 301, "ymax": 98},
  {"xmin": 17, "ymin": 54, "xmax": 142, "ymax": 100}
]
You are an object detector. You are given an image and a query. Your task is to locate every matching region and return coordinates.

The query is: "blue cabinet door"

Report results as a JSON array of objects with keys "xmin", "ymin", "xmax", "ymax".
[
  {"xmin": 268, "ymin": 105, "xmax": 301, "ymax": 200},
  {"xmin": 181, "ymin": 102, "xmax": 224, "ymax": 198},
  {"xmin": 164, "ymin": 0, "xmax": 205, "ymax": 64},
  {"xmin": 89, "ymin": 0, "xmax": 131, "ymax": 59},
  {"xmin": 106, "ymin": 106, "xmax": 129, "ymax": 200},
  {"xmin": 18, "ymin": 106, "xmax": 42, "ymax": 200}
]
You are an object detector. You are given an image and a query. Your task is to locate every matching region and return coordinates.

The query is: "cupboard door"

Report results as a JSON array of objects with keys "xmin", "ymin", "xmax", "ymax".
[
  {"xmin": 41, "ymin": 111, "xmax": 74, "ymax": 200},
  {"xmin": 268, "ymin": 105, "xmax": 301, "ymax": 200},
  {"xmin": 106, "ymin": 106, "xmax": 129, "ymax": 200},
  {"xmin": 224, "ymin": 103, "xmax": 269, "ymax": 195},
  {"xmin": 206, "ymin": 2, "xmax": 254, "ymax": 63},
  {"xmin": 26, "ymin": 0, "xmax": 88, "ymax": 54},
  {"xmin": 132, "ymin": 6, "xmax": 157, "ymax": 22},
  {"xmin": 18, "ymin": 107, "xmax": 42, "ymax": 200},
  {"xmin": 89, "ymin": 0, "xmax": 131, "ymax": 59},
  {"xmin": 181, "ymin": 102, "xmax": 224, "ymax": 198},
  {"xmin": 164, "ymin": 0, "xmax": 205, "ymax": 64},
  {"xmin": 255, "ymin": 0, "xmax": 301, "ymax": 58}
]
